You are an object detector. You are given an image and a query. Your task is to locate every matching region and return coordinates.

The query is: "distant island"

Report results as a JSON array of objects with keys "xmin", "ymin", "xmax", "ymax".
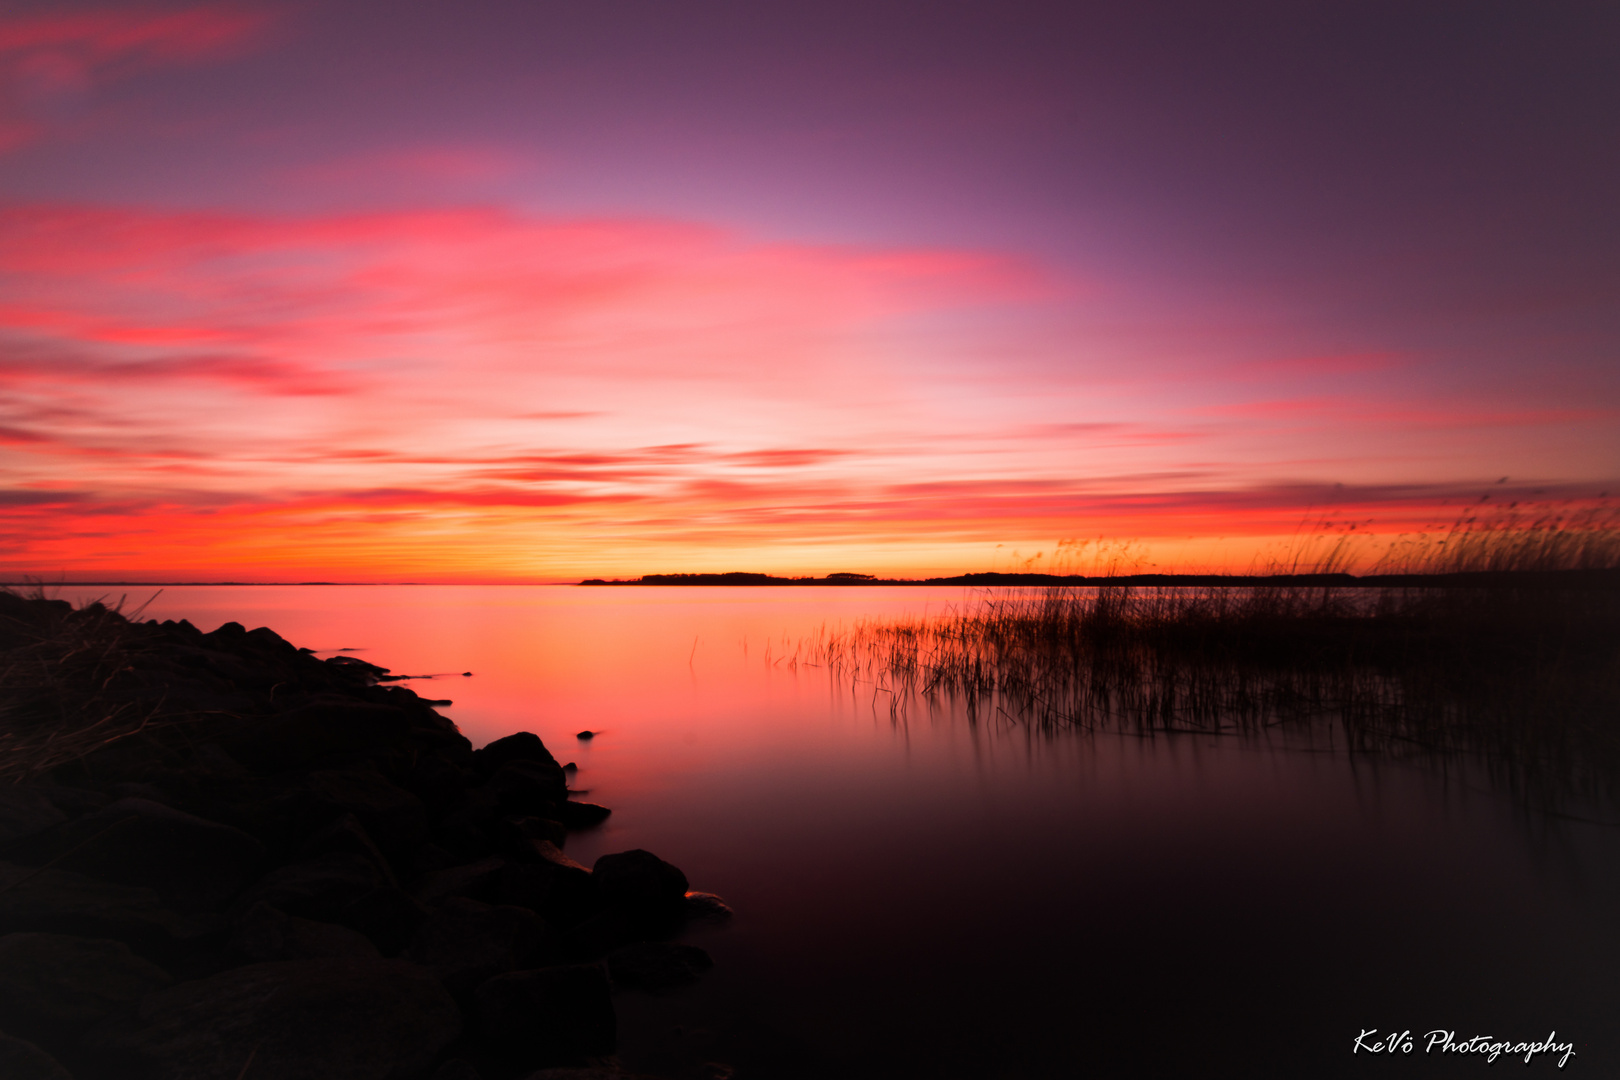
[{"xmin": 578, "ymin": 569, "xmax": 1620, "ymax": 588}]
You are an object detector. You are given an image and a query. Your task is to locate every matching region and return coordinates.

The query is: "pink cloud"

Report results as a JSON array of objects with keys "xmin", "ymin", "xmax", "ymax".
[{"xmin": 0, "ymin": 6, "xmax": 272, "ymax": 151}]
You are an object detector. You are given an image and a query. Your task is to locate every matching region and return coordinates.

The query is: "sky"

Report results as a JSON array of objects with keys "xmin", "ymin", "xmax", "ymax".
[{"xmin": 1, "ymin": 0, "xmax": 1616, "ymax": 581}]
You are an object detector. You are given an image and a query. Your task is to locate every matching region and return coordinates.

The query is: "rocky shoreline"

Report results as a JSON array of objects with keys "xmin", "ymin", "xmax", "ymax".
[{"xmin": 0, "ymin": 591, "xmax": 728, "ymax": 1080}]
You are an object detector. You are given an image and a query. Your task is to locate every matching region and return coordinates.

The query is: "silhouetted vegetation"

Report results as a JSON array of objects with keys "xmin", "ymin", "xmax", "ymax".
[{"xmin": 812, "ymin": 507, "xmax": 1620, "ymax": 815}]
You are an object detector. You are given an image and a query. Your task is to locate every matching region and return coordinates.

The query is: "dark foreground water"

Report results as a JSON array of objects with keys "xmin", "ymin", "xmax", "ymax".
[{"xmin": 62, "ymin": 585, "xmax": 1619, "ymax": 1077}]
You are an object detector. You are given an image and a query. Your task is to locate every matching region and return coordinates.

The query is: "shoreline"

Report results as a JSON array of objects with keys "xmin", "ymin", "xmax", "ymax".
[{"xmin": 0, "ymin": 590, "xmax": 728, "ymax": 1079}]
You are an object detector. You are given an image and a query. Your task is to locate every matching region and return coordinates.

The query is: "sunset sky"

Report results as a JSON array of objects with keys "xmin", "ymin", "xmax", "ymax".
[{"xmin": 2, "ymin": 1, "xmax": 1616, "ymax": 581}]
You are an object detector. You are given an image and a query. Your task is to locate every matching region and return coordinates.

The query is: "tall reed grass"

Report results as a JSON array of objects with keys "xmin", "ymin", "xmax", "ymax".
[
  {"xmin": 0, "ymin": 587, "xmax": 208, "ymax": 784},
  {"xmin": 813, "ymin": 506, "xmax": 1620, "ymax": 814}
]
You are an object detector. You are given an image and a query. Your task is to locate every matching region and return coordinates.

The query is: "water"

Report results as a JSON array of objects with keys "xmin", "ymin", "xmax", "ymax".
[{"xmin": 62, "ymin": 584, "xmax": 1620, "ymax": 1076}]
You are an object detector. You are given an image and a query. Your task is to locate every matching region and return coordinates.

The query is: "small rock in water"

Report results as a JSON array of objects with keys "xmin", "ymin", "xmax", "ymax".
[
  {"xmin": 575, "ymin": 730, "xmax": 595, "ymax": 740},
  {"xmin": 561, "ymin": 762, "xmax": 578, "ymax": 774}
]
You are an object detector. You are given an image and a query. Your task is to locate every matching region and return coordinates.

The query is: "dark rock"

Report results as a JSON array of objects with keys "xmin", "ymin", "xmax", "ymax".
[
  {"xmin": 474, "ymin": 731, "xmax": 560, "ymax": 775},
  {"xmin": 89, "ymin": 958, "xmax": 461, "ymax": 1080},
  {"xmin": 493, "ymin": 815, "xmax": 567, "ymax": 850},
  {"xmin": 606, "ymin": 941, "xmax": 713, "ymax": 994},
  {"xmin": 0, "ymin": 1032, "xmax": 75, "ymax": 1080},
  {"xmin": 233, "ymin": 852, "xmax": 424, "ymax": 955},
  {"xmin": 4, "ymin": 798, "xmax": 267, "ymax": 912},
  {"xmin": 486, "ymin": 761, "xmax": 568, "ymax": 817},
  {"xmin": 222, "ymin": 698, "xmax": 415, "ymax": 774},
  {"xmin": 0, "ymin": 932, "xmax": 172, "ymax": 1048},
  {"xmin": 592, "ymin": 850, "xmax": 688, "ymax": 918},
  {"xmin": 405, "ymin": 896, "xmax": 557, "ymax": 998},
  {"xmin": 414, "ymin": 847, "xmax": 595, "ymax": 929},
  {"xmin": 558, "ymin": 907, "xmax": 645, "ymax": 960},
  {"xmin": 475, "ymin": 964, "xmax": 615, "ymax": 1069},
  {"xmin": 106, "ymin": 781, "xmax": 169, "ymax": 803},
  {"xmin": 299, "ymin": 770, "xmax": 429, "ymax": 865},
  {"xmin": 0, "ymin": 861, "xmax": 216, "ymax": 945},
  {"xmin": 515, "ymin": 842, "xmax": 598, "ymax": 926},
  {"xmin": 229, "ymin": 901, "xmax": 380, "ymax": 963},
  {"xmin": 682, "ymin": 891, "xmax": 734, "ymax": 921},
  {"xmin": 411, "ymin": 856, "xmax": 510, "ymax": 908},
  {"xmin": 411, "ymin": 843, "xmax": 460, "ymax": 876},
  {"xmin": 297, "ymin": 813, "xmax": 398, "ymax": 886},
  {"xmin": 0, "ymin": 786, "xmax": 69, "ymax": 846},
  {"xmin": 557, "ymin": 801, "xmax": 611, "ymax": 830},
  {"xmin": 575, "ymin": 731, "xmax": 595, "ymax": 740}
]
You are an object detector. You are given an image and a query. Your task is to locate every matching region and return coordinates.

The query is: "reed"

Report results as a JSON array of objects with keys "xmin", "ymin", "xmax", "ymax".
[
  {"xmin": 0, "ymin": 586, "xmax": 210, "ymax": 784},
  {"xmin": 813, "ymin": 506, "xmax": 1620, "ymax": 813}
]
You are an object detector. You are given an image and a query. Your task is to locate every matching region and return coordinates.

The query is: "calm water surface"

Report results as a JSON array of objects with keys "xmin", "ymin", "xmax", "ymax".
[{"xmin": 64, "ymin": 585, "xmax": 1620, "ymax": 1077}]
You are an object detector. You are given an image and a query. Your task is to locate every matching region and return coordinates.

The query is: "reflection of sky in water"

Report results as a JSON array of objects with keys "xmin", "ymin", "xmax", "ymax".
[{"xmin": 60, "ymin": 584, "xmax": 1620, "ymax": 1075}]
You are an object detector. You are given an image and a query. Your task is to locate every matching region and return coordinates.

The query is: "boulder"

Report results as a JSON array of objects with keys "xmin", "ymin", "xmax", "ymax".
[
  {"xmin": 592, "ymin": 850, "xmax": 688, "ymax": 918},
  {"xmin": 682, "ymin": 892, "xmax": 734, "ymax": 922},
  {"xmin": 0, "ymin": 932, "xmax": 172, "ymax": 1047},
  {"xmin": 4, "ymin": 798, "xmax": 266, "ymax": 911},
  {"xmin": 0, "ymin": 861, "xmax": 215, "ymax": 945},
  {"xmin": 494, "ymin": 815, "xmax": 567, "ymax": 850},
  {"xmin": 297, "ymin": 813, "xmax": 398, "ymax": 886},
  {"xmin": 233, "ymin": 852, "xmax": 423, "ymax": 955},
  {"xmin": 0, "ymin": 1032, "xmax": 74, "ymax": 1080},
  {"xmin": 222, "ymin": 699, "xmax": 415, "ymax": 774},
  {"xmin": 89, "ymin": 958, "xmax": 461, "ymax": 1080},
  {"xmin": 473, "ymin": 732, "xmax": 560, "ymax": 775},
  {"xmin": 557, "ymin": 801, "xmax": 611, "ymax": 830},
  {"xmin": 411, "ymin": 856, "xmax": 510, "ymax": 908},
  {"xmin": 0, "ymin": 787, "xmax": 69, "ymax": 846},
  {"xmin": 474, "ymin": 964, "xmax": 615, "ymax": 1069},
  {"xmin": 405, "ymin": 896, "xmax": 557, "ymax": 998},
  {"xmin": 606, "ymin": 941, "xmax": 713, "ymax": 994},
  {"xmin": 485, "ymin": 761, "xmax": 568, "ymax": 817},
  {"xmin": 299, "ymin": 770, "xmax": 429, "ymax": 865},
  {"xmin": 230, "ymin": 901, "xmax": 381, "ymax": 963}
]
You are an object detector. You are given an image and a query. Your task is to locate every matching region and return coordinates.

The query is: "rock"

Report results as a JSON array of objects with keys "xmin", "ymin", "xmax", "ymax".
[
  {"xmin": 606, "ymin": 941, "xmax": 713, "ymax": 994},
  {"xmin": 592, "ymin": 850, "xmax": 688, "ymax": 918},
  {"xmin": 405, "ymin": 896, "xmax": 557, "ymax": 998},
  {"xmin": 259, "ymin": 851, "xmax": 417, "ymax": 954},
  {"xmin": 4, "ymin": 798, "xmax": 267, "ymax": 911},
  {"xmin": 474, "ymin": 731, "xmax": 560, "ymax": 775},
  {"xmin": 297, "ymin": 813, "xmax": 398, "ymax": 886},
  {"xmin": 474, "ymin": 964, "xmax": 615, "ymax": 1069},
  {"xmin": 0, "ymin": 787, "xmax": 69, "ymax": 846},
  {"xmin": 0, "ymin": 1032, "xmax": 75, "ymax": 1080},
  {"xmin": 682, "ymin": 892, "xmax": 734, "ymax": 922},
  {"xmin": 0, "ymin": 932, "xmax": 172, "ymax": 1048},
  {"xmin": 516, "ymin": 842, "xmax": 598, "ymax": 927},
  {"xmin": 486, "ymin": 761, "xmax": 569, "ymax": 817},
  {"xmin": 557, "ymin": 801, "xmax": 611, "ymax": 830},
  {"xmin": 411, "ymin": 856, "xmax": 510, "ymax": 907},
  {"xmin": 494, "ymin": 815, "xmax": 567, "ymax": 850},
  {"xmin": 222, "ymin": 698, "xmax": 415, "ymax": 774},
  {"xmin": 575, "ymin": 731, "xmax": 595, "ymax": 740},
  {"xmin": 299, "ymin": 770, "xmax": 430, "ymax": 866},
  {"xmin": 0, "ymin": 861, "xmax": 215, "ymax": 945},
  {"xmin": 230, "ymin": 901, "xmax": 380, "ymax": 963},
  {"xmin": 89, "ymin": 958, "xmax": 461, "ymax": 1080},
  {"xmin": 233, "ymin": 852, "xmax": 423, "ymax": 955}
]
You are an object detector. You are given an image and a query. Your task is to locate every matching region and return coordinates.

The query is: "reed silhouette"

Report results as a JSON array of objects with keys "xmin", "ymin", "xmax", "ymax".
[{"xmin": 811, "ymin": 503, "xmax": 1620, "ymax": 816}]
